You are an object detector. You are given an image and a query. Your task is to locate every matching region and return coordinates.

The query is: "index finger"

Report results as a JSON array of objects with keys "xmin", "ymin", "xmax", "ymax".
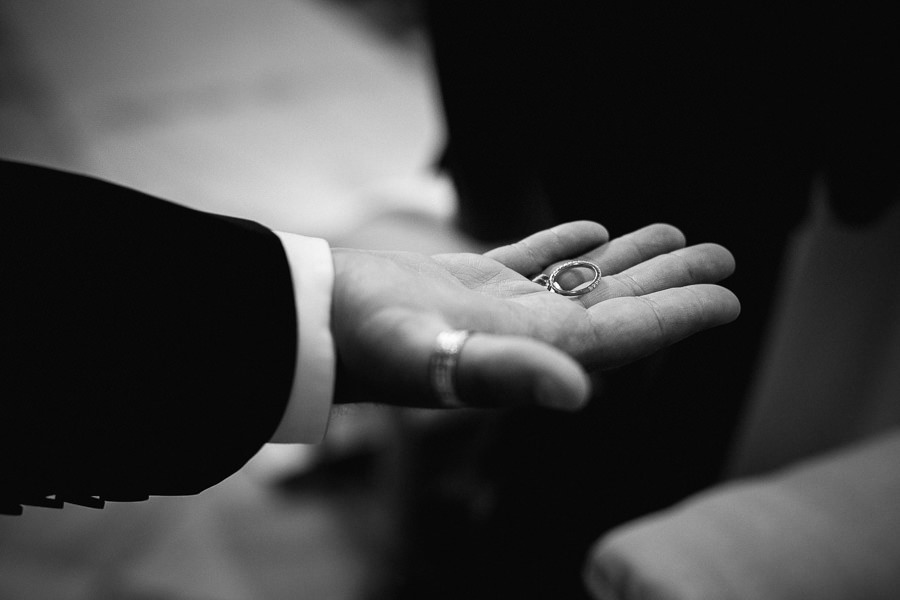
[{"xmin": 484, "ymin": 221, "xmax": 609, "ymax": 277}]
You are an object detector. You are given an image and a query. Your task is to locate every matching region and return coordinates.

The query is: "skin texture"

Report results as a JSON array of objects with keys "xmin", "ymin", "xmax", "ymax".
[{"xmin": 330, "ymin": 221, "xmax": 739, "ymax": 410}]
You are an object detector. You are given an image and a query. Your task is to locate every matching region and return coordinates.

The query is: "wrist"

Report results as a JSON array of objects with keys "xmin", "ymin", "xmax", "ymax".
[{"xmin": 270, "ymin": 231, "xmax": 336, "ymax": 443}]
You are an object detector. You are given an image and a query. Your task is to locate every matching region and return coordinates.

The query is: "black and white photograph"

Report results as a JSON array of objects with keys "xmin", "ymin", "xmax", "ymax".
[{"xmin": 2, "ymin": 2, "xmax": 898, "ymax": 599}]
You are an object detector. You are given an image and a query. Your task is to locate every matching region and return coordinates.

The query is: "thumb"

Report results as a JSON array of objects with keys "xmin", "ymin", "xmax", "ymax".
[{"xmin": 455, "ymin": 333, "xmax": 592, "ymax": 411}]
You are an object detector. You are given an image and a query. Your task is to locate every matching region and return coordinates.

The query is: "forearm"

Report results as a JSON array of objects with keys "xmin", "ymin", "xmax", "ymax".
[{"xmin": 1, "ymin": 160, "xmax": 323, "ymax": 511}]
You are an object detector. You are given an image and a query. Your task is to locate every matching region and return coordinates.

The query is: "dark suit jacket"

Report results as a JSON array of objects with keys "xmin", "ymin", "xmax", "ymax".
[{"xmin": 1, "ymin": 160, "xmax": 299, "ymax": 514}]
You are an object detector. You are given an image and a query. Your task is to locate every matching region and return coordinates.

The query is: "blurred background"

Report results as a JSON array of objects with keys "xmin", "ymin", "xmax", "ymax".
[
  {"xmin": 0, "ymin": 0, "xmax": 449, "ymax": 239},
  {"xmin": 2, "ymin": 1, "xmax": 899, "ymax": 599}
]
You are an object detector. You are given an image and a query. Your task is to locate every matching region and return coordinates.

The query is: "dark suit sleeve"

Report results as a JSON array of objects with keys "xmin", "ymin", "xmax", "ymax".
[{"xmin": 0, "ymin": 160, "xmax": 298, "ymax": 514}]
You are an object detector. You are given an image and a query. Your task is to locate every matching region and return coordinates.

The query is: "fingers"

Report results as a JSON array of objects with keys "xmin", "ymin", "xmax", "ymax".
[
  {"xmin": 573, "ymin": 243, "xmax": 736, "ymax": 306},
  {"xmin": 490, "ymin": 222, "xmax": 693, "ymax": 291},
  {"xmin": 582, "ymin": 284, "xmax": 741, "ymax": 368},
  {"xmin": 544, "ymin": 223, "xmax": 685, "ymax": 279},
  {"xmin": 456, "ymin": 333, "xmax": 592, "ymax": 411},
  {"xmin": 612, "ymin": 243, "xmax": 735, "ymax": 295},
  {"xmin": 536, "ymin": 223, "xmax": 688, "ymax": 292},
  {"xmin": 485, "ymin": 221, "xmax": 609, "ymax": 277},
  {"xmin": 588, "ymin": 223, "xmax": 687, "ymax": 275}
]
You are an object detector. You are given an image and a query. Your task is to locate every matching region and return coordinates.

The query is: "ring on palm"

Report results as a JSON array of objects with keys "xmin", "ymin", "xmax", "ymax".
[{"xmin": 532, "ymin": 260, "xmax": 602, "ymax": 297}]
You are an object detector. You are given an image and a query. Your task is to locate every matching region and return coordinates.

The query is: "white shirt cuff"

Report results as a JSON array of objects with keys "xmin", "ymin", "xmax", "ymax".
[{"xmin": 270, "ymin": 231, "xmax": 335, "ymax": 443}]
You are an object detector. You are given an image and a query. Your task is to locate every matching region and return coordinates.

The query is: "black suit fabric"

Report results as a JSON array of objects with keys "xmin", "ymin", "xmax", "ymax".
[{"xmin": 1, "ymin": 160, "xmax": 297, "ymax": 514}]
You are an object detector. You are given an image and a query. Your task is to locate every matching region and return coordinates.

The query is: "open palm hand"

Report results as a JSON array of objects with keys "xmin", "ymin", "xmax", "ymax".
[{"xmin": 331, "ymin": 221, "xmax": 739, "ymax": 410}]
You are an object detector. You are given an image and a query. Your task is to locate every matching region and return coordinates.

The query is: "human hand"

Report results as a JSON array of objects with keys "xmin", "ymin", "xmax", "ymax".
[{"xmin": 330, "ymin": 221, "xmax": 739, "ymax": 410}]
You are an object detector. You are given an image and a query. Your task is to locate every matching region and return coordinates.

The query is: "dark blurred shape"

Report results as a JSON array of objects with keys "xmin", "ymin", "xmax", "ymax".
[{"xmin": 382, "ymin": 3, "xmax": 899, "ymax": 599}]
